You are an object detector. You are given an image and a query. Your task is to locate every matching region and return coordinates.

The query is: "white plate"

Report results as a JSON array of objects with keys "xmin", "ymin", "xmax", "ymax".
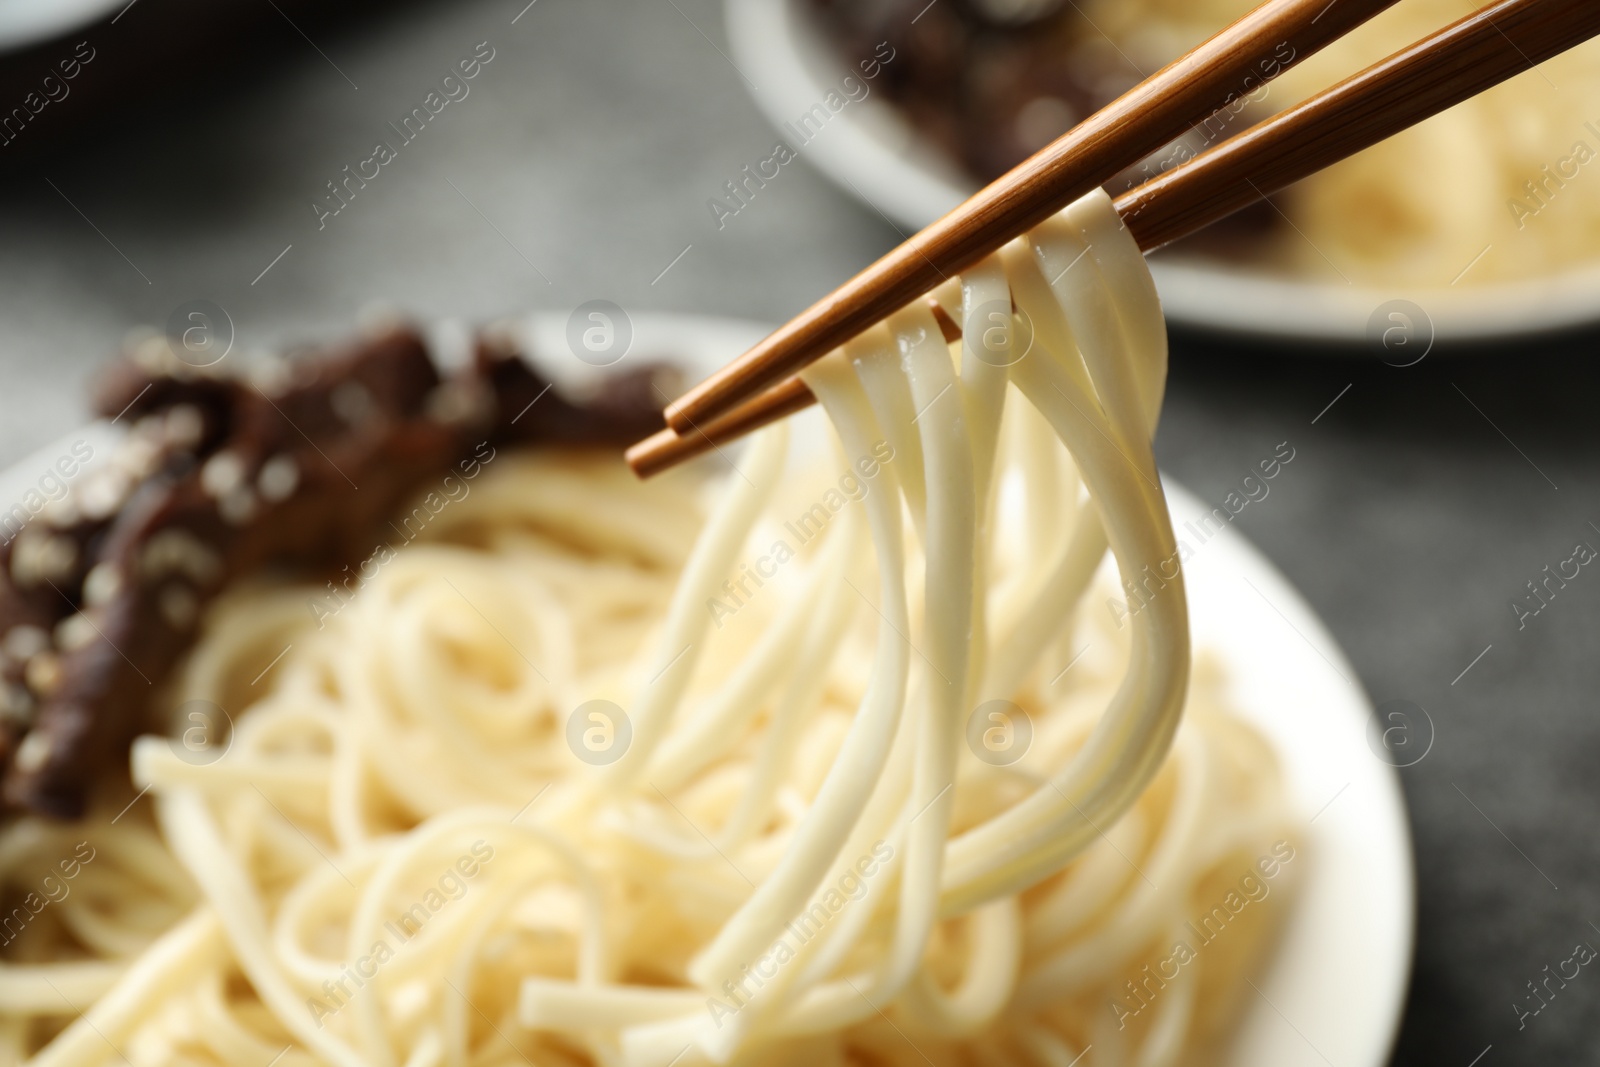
[
  {"xmin": 0, "ymin": 0, "xmax": 123, "ymax": 55},
  {"xmin": 1160, "ymin": 476, "xmax": 1413, "ymax": 1066},
  {"xmin": 0, "ymin": 312, "xmax": 1414, "ymax": 1066},
  {"xmin": 727, "ymin": 0, "xmax": 1600, "ymax": 345}
]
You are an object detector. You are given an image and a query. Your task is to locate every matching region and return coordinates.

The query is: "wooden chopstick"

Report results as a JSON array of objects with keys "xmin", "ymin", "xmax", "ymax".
[
  {"xmin": 629, "ymin": 301, "xmax": 961, "ymax": 478},
  {"xmin": 627, "ymin": 0, "xmax": 1600, "ymax": 479},
  {"xmin": 632, "ymin": 376, "xmax": 815, "ymax": 479},
  {"xmin": 659, "ymin": 0, "xmax": 1401, "ymax": 435}
]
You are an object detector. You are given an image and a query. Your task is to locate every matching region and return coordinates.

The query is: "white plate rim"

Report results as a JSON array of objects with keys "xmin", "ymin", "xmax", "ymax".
[
  {"xmin": 0, "ymin": 310, "xmax": 1415, "ymax": 1066},
  {"xmin": 726, "ymin": 0, "xmax": 1600, "ymax": 347},
  {"xmin": 0, "ymin": 0, "xmax": 124, "ymax": 55}
]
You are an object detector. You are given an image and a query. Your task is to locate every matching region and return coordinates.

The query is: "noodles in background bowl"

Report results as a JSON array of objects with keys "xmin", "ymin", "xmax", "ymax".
[
  {"xmin": 809, "ymin": 0, "xmax": 1600, "ymax": 290},
  {"xmin": 1088, "ymin": 0, "xmax": 1600, "ymax": 287},
  {"xmin": 1, "ymin": 190, "xmax": 1297, "ymax": 1066}
]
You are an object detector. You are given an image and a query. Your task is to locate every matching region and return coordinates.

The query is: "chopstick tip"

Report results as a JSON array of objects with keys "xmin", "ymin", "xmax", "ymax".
[{"xmin": 625, "ymin": 428, "xmax": 678, "ymax": 480}]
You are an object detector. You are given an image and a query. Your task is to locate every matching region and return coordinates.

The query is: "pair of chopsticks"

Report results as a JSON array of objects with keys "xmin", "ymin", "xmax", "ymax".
[{"xmin": 627, "ymin": 0, "xmax": 1600, "ymax": 478}]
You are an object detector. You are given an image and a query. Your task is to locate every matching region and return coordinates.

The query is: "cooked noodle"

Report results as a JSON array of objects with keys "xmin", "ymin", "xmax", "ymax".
[{"xmin": 0, "ymin": 189, "xmax": 1295, "ymax": 1067}]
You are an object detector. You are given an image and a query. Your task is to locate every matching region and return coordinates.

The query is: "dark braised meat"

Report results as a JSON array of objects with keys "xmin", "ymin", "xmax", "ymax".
[
  {"xmin": 0, "ymin": 323, "xmax": 673, "ymax": 819},
  {"xmin": 812, "ymin": 0, "xmax": 1115, "ymax": 183}
]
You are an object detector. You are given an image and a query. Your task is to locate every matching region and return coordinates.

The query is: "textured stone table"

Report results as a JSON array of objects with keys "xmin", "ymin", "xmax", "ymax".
[{"xmin": 1, "ymin": 0, "xmax": 1596, "ymax": 1061}]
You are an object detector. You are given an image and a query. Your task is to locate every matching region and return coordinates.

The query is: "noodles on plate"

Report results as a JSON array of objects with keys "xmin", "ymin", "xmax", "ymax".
[{"xmin": 0, "ymin": 189, "xmax": 1297, "ymax": 1067}]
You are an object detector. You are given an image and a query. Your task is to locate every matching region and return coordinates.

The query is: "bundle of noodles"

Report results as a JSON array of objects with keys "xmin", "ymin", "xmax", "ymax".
[{"xmin": 0, "ymin": 189, "xmax": 1298, "ymax": 1067}]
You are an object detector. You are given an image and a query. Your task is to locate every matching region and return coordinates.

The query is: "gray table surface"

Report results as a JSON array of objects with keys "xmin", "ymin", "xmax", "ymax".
[{"xmin": 2, "ymin": 0, "xmax": 1597, "ymax": 1062}]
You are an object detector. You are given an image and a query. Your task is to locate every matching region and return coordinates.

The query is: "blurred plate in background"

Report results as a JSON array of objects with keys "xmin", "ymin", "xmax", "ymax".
[
  {"xmin": 728, "ymin": 0, "xmax": 1600, "ymax": 346},
  {"xmin": 0, "ymin": 0, "xmax": 121, "ymax": 55}
]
